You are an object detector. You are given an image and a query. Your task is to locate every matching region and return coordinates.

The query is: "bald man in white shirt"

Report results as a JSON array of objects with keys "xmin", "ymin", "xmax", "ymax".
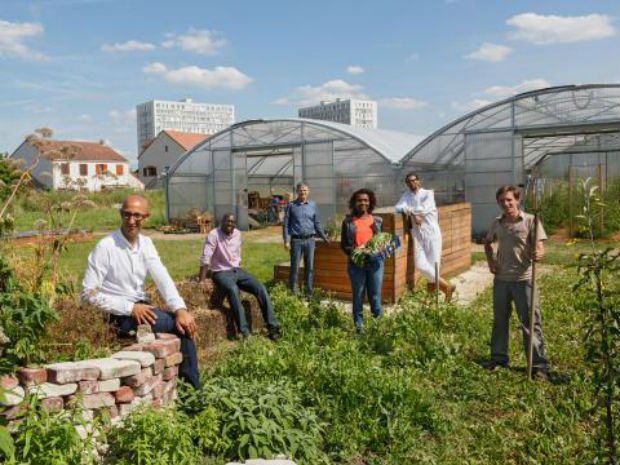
[{"xmin": 82, "ymin": 195, "xmax": 200, "ymax": 389}]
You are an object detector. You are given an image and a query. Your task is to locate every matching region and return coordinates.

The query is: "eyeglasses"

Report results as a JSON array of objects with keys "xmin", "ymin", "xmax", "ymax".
[
  {"xmin": 406, "ymin": 178, "xmax": 419, "ymax": 183},
  {"xmin": 121, "ymin": 211, "xmax": 147, "ymax": 221}
]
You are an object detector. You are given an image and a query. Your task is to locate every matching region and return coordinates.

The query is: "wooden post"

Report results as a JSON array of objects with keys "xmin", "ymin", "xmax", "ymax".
[{"xmin": 527, "ymin": 187, "xmax": 540, "ymax": 381}]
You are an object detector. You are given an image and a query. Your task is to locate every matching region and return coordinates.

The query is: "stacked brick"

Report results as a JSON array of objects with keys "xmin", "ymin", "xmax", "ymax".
[{"xmin": 0, "ymin": 333, "xmax": 182, "ymax": 428}]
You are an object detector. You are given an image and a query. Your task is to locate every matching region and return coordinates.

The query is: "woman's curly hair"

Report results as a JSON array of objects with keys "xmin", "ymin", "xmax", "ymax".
[{"xmin": 348, "ymin": 188, "xmax": 377, "ymax": 214}]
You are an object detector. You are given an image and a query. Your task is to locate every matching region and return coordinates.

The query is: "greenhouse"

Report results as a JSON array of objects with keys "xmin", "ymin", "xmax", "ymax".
[{"xmin": 166, "ymin": 84, "xmax": 620, "ymax": 232}]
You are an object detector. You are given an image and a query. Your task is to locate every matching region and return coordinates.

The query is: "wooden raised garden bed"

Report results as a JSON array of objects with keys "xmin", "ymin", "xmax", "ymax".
[{"xmin": 273, "ymin": 203, "xmax": 471, "ymax": 303}]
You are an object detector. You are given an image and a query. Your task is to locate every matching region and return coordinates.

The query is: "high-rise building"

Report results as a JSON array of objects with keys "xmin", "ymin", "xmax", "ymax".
[
  {"xmin": 136, "ymin": 98, "xmax": 235, "ymax": 150},
  {"xmin": 298, "ymin": 99, "xmax": 378, "ymax": 128}
]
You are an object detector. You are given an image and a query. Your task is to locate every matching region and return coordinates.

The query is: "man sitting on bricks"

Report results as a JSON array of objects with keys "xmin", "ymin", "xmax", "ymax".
[
  {"xmin": 199, "ymin": 213, "xmax": 281, "ymax": 341},
  {"xmin": 82, "ymin": 195, "xmax": 201, "ymax": 389}
]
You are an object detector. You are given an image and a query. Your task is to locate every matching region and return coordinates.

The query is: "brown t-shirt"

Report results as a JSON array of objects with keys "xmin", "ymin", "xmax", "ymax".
[{"xmin": 485, "ymin": 212, "xmax": 547, "ymax": 282}]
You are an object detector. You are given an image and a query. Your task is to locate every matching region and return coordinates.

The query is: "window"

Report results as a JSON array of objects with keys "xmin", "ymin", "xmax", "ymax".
[
  {"xmin": 79, "ymin": 164, "xmax": 88, "ymax": 176},
  {"xmin": 116, "ymin": 164, "xmax": 124, "ymax": 176},
  {"xmin": 60, "ymin": 163, "xmax": 70, "ymax": 175},
  {"xmin": 164, "ymin": 145, "xmax": 168, "ymax": 153},
  {"xmin": 95, "ymin": 164, "xmax": 108, "ymax": 175},
  {"xmin": 143, "ymin": 166, "xmax": 157, "ymax": 177}
]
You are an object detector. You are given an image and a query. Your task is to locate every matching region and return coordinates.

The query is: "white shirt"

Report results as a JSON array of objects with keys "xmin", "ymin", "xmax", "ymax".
[
  {"xmin": 81, "ymin": 229, "xmax": 186, "ymax": 316},
  {"xmin": 395, "ymin": 187, "xmax": 440, "ymax": 231}
]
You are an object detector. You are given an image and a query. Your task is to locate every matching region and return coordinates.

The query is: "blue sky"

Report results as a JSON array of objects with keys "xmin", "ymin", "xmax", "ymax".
[{"xmin": 1, "ymin": 0, "xmax": 618, "ymax": 166}]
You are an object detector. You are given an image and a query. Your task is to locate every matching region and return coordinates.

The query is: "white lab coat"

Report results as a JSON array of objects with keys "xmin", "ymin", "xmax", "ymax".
[{"xmin": 395, "ymin": 188, "xmax": 442, "ymax": 282}]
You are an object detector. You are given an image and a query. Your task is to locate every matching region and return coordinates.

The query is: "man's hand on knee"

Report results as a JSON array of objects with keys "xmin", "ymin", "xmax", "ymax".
[
  {"xmin": 131, "ymin": 303, "xmax": 157, "ymax": 326},
  {"xmin": 175, "ymin": 309, "xmax": 197, "ymax": 339}
]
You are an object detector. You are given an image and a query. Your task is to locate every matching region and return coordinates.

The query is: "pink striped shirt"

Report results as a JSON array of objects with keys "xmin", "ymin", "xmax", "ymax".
[{"xmin": 200, "ymin": 227, "xmax": 242, "ymax": 272}]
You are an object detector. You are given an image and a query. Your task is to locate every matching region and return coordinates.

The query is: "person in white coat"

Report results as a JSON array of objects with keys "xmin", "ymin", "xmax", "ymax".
[{"xmin": 395, "ymin": 171, "xmax": 456, "ymax": 303}]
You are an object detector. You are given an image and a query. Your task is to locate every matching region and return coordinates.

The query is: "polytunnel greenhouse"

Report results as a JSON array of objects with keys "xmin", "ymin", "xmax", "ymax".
[{"xmin": 166, "ymin": 84, "xmax": 620, "ymax": 232}]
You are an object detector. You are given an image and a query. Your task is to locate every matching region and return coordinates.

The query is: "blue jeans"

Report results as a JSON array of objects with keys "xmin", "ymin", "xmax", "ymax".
[
  {"xmin": 113, "ymin": 308, "xmax": 201, "ymax": 389},
  {"xmin": 491, "ymin": 279, "xmax": 549, "ymax": 370},
  {"xmin": 212, "ymin": 268, "xmax": 279, "ymax": 336},
  {"xmin": 347, "ymin": 260, "xmax": 384, "ymax": 331},
  {"xmin": 289, "ymin": 238, "xmax": 316, "ymax": 298}
]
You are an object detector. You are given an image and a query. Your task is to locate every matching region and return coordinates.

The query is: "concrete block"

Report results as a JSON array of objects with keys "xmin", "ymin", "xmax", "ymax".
[
  {"xmin": 46, "ymin": 362, "xmax": 100, "ymax": 384},
  {"xmin": 97, "ymin": 378, "xmax": 121, "ymax": 392},
  {"xmin": 132, "ymin": 393, "xmax": 153, "ymax": 407},
  {"xmin": 17, "ymin": 367, "xmax": 48, "ymax": 386},
  {"xmin": 163, "ymin": 352, "xmax": 183, "ymax": 367},
  {"xmin": 118, "ymin": 402, "xmax": 136, "ymax": 416},
  {"xmin": 134, "ymin": 374, "xmax": 163, "ymax": 396},
  {"xmin": 122, "ymin": 367, "xmax": 152, "ymax": 388},
  {"xmin": 81, "ymin": 358, "xmax": 141, "ymax": 380},
  {"xmin": 68, "ymin": 392, "xmax": 115, "ymax": 409},
  {"xmin": 0, "ymin": 386, "xmax": 24, "ymax": 406},
  {"xmin": 114, "ymin": 386, "xmax": 134, "ymax": 403},
  {"xmin": 112, "ymin": 350, "xmax": 155, "ymax": 367},
  {"xmin": 28, "ymin": 382, "xmax": 77, "ymax": 398},
  {"xmin": 151, "ymin": 381, "xmax": 166, "ymax": 399}
]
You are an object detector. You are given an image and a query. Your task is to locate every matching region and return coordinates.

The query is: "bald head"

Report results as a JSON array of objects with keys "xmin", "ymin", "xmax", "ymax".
[
  {"xmin": 122, "ymin": 195, "xmax": 149, "ymax": 213},
  {"xmin": 120, "ymin": 195, "xmax": 150, "ymax": 244}
]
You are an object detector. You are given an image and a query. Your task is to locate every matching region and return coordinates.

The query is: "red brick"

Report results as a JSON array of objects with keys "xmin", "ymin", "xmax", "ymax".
[
  {"xmin": 134, "ymin": 374, "xmax": 163, "ymax": 396},
  {"xmin": 141, "ymin": 339, "xmax": 179, "ymax": 358},
  {"xmin": 0, "ymin": 404, "xmax": 27, "ymax": 420},
  {"xmin": 40, "ymin": 397, "xmax": 64, "ymax": 413},
  {"xmin": 114, "ymin": 386, "xmax": 135, "ymax": 404},
  {"xmin": 151, "ymin": 398, "xmax": 163, "ymax": 408},
  {"xmin": 155, "ymin": 334, "xmax": 181, "ymax": 350},
  {"xmin": 152, "ymin": 359, "xmax": 165, "ymax": 375},
  {"xmin": 78, "ymin": 380, "xmax": 99, "ymax": 395},
  {"xmin": 17, "ymin": 367, "xmax": 47, "ymax": 386},
  {"xmin": 122, "ymin": 367, "xmax": 152, "ymax": 388},
  {"xmin": 162, "ymin": 365, "xmax": 178, "ymax": 381},
  {"xmin": 46, "ymin": 362, "xmax": 100, "ymax": 384},
  {"xmin": 0, "ymin": 375, "xmax": 18, "ymax": 390},
  {"xmin": 152, "ymin": 381, "xmax": 166, "ymax": 399}
]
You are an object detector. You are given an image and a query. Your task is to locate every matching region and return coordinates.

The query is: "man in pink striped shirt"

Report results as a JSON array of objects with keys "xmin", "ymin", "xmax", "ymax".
[{"xmin": 199, "ymin": 213, "xmax": 280, "ymax": 340}]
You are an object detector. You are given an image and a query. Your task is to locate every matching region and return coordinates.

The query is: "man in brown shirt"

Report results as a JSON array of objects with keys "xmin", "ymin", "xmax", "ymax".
[{"xmin": 482, "ymin": 185, "xmax": 550, "ymax": 378}]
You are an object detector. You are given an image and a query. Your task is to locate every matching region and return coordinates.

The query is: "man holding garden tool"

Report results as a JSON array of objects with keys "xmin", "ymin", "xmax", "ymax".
[{"xmin": 482, "ymin": 185, "xmax": 550, "ymax": 380}]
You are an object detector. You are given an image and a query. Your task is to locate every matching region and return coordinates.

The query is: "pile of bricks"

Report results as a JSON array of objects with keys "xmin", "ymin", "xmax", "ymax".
[{"xmin": 0, "ymin": 333, "xmax": 182, "ymax": 427}]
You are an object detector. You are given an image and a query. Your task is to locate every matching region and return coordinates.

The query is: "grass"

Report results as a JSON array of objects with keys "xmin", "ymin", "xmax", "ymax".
[{"xmin": 10, "ymin": 236, "xmax": 287, "ymax": 285}]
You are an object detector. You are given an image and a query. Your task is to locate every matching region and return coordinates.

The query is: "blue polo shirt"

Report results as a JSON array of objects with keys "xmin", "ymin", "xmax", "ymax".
[{"xmin": 282, "ymin": 199, "xmax": 328, "ymax": 243}]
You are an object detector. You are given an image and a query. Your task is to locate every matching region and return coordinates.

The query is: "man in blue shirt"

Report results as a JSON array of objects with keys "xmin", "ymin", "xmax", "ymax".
[{"xmin": 283, "ymin": 183, "xmax": 328, "ymax": 299}]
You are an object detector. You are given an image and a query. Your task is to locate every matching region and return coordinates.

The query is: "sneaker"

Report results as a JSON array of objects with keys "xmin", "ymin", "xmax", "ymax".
[
  {"xmin": 237, "ymin": 331, "xmax": 250, "ymax": 341},
  {"xmin": 480, "ymin": 360, "xmax": 508, "ymax": 371},
  {"xmin": 267, "ymin": 327, "xmax": 281, "ymax": 342}
]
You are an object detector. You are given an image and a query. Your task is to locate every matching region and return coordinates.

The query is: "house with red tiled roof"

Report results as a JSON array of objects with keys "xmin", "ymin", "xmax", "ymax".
[
  {"xmin": 138, "ymin": 129, "xmax": 210, "ymax": 189},
  {"xmin": 11, "ymin": 138, "xmax": 144, "ymax": 192}
]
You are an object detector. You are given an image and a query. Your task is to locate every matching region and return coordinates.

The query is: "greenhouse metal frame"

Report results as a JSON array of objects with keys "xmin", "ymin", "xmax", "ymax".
[{"xmin": 166, "ymin": 84, "xmax": 620, "ymax": 232}]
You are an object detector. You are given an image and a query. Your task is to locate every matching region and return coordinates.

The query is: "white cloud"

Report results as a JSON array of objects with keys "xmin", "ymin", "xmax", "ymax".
[
  {"xmin": 379, "ymin": 97, "xmax": 428, "ymax": 110},
  {"xmin": 406, "ymin": 53, "xmax": 421, "ymax": 62},
  {"xmin": 346, "ymin": 65, "xmax": 364, "ymax": 75},
  {"xmin": 161, "ymin": 29, "xmax": 226, "ymax": 55},
  {"xmin": 108, "ymin": 108, "xmax": 136, "ymax": 126},
  {"xmin": 465, "ymin": 42, "xmax": 511, "ymax": 62},
  {"xmin": 275, "ymin": 79, "xmax": 368, "ymax": 106},
  {"xmin": 143, "ymin": 62, "xmax": 253, "ymax": 90},
  {"xmin": 484, "ymin": 78, "xmax": 551, "ymax": 98},
  {"xmin": 507, "ymin": 12, "xmax": 616, "ymax": 45},
  {"xmin": 0, "ymin": 19, "xmax": 46, "ymax": 61},
  {"xmin": 78, "ymin": 114, "xmax": 92, "ymax": 122},
  {"xmin": 450, "ymin": 99, "xmax": 492, "ymax": 112},
  {"xmin": 101, "ymin": 40, "xmax": 155, "ymax": 52}
]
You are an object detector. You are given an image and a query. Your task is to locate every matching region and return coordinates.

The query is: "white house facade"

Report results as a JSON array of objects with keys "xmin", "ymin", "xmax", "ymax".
[{"xmin": 11, "ymin": 139, "xmax": 143, "ymax": 192}]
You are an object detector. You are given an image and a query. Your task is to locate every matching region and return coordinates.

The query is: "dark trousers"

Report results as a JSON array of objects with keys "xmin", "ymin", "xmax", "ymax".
[
  {"xmin": 289, "ymin": 237, "xmax": 316, "ymax": 298},
  {"xmin": 491, "ymin": 279, "xmax": 549, "ymax": 370},
  {"xmin": 212, "ymin": 267, "xmax": 279, "ymax": 336},
  {"xmin": 113, "ymin": 308, "xmax": 201, "ymax": 389}
]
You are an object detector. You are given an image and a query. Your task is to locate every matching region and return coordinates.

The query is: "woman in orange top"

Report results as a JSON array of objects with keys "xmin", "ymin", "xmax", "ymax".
[{"xmin": 340, "ymin": 188, "xmax": 384, "ymax": 333}]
